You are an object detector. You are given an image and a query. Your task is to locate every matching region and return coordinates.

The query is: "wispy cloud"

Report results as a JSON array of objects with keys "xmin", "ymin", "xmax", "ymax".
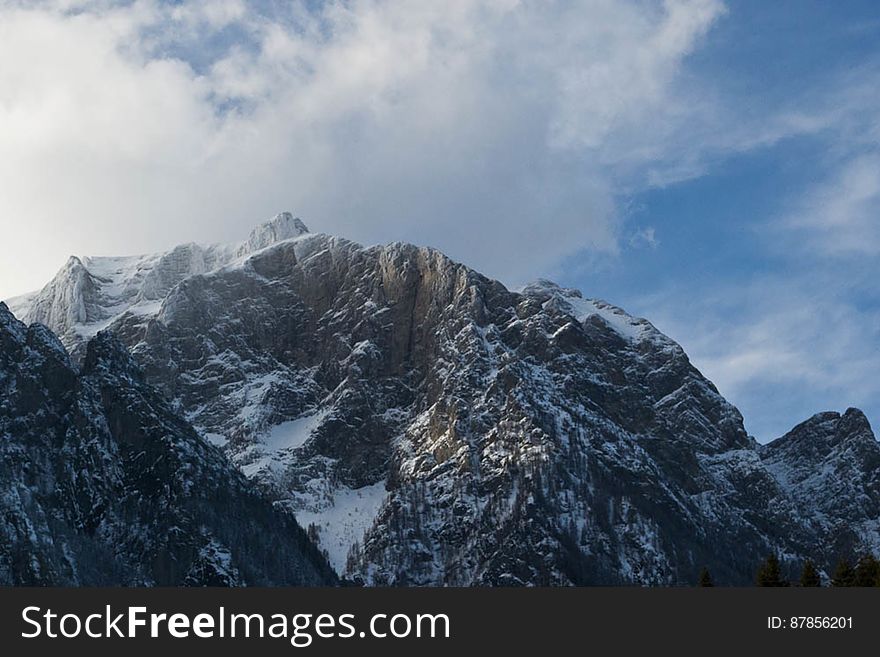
[
  {"xmin": 629, "ymin": 226, "xmax": 659, "ymax": 249},
  {"xmin": 0, "ymin": 0, "xmax": 727, "ymax": 297},
  {"xmin": 783, "ymin": 153, "xmax": 880, "ymax": 255}
]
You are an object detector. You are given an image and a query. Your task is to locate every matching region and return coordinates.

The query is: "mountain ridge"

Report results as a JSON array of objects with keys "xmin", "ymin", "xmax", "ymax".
[
  {"xmin": 4, "ymin": 212, "xmax": 879, "ymax": 585},
  {"xmin": 5, "ymin": 212, "xmax": 312, "ymax": 358}
]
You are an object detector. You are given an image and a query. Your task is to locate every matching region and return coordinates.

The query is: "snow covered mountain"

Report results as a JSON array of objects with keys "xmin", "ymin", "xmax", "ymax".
[
  {"xmin": 760, "ymin": 409, "xmax": 880, "ymax": 562},
  {"xmin": 6, "ymin": 213, "xmax": 309, "ymax": 358},
  {"xmin": 0, "ymin": 301, "xmax": 335, "ymax": 585},
  {"xmin": 5, "ymin": 212, "xmax": 879, "ymax": 585}
]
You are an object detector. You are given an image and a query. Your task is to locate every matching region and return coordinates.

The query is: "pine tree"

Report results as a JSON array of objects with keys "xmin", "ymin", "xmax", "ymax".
[
  {"xmin": 799, "ymin": 560, "xmax": 821, "ymax": 587},
  {"xmin": 699, "ymin": 567, "xmax": 713, "ymax": 587},
  {"xmin": 831, "ymin": 558, "xmax": 856, "ymax": 587},
  {"xmin": 756, "ymin": 553, "xmax": 789, "ymax": 587},
  {"xmin": 854, "ymin": 554, "xmax": 880, "ymax": 587}
]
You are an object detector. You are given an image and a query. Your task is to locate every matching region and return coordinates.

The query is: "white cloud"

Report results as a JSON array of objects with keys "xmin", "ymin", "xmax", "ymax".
[
  {"xmin": 169, "ymin": 0, "xmax": 247, "ymax": 29},
  {"xmin": 783, "ymin": 153, "xmax": 880, "ymax": 255},
  {"xmin": 0, "ymin": 0, "xmax": 728, "ymax": 299},
  {"xmin": 629, "ymin": 226, "xmax": 659, "ymax": 249}
]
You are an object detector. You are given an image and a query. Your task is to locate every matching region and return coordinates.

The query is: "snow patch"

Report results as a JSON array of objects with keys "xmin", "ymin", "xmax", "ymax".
[
  {"xmin": 203, "ymin": 432, "xmax": 228, "ymax": 448},
  {"xmin": 296, "ymin": 482, "xmax": 388, "ymax": 573},
  {"xmin": 559, "ymin": 296, "xmax": 648, "ymax": 341},
  {"xmin": 239, "ymin": 409, "xmax": 329, "ymax": 479},
  {"xmin": 264, "ymin": 409, "xmax": 329, "ymax": 453}
]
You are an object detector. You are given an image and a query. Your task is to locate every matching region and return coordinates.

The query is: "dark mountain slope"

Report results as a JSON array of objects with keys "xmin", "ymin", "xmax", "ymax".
[{"xmin": 0, "ymin": 302, "xmax": 336, "ymax": 586}]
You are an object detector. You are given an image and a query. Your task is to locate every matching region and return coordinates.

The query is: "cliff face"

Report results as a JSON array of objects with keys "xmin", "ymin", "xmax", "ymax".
[
  {"xmin": 0, "ymin": 302, "xmax": 336, "ymax": 586},
  {"xmin": 760, "ymin": 409, "xmax": 880, "ymax": 562},
  {"xmin": 5, "ymin": 213, "xmax": 879, "ymax": 585}
]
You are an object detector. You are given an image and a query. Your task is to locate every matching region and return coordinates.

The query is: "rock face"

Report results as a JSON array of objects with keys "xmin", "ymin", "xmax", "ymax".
[
  {"xmin": 760, "ymin": 409, "xmax": 880, "ymax": 562},
  {"xmin": 5, "ymin": 213, "xmax": 880, "ymax": 585},
  {"xmin": 0, "ymin": 302, "xmax": 336, "ymax": 586}
]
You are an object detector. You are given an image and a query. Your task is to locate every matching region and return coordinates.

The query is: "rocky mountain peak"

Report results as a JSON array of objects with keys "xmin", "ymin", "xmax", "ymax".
[
  {"xmin": 760, "ymin": 407, "xmax": 880, "ymax": 558},
  {"xmin": 0, "ymin": 302, "xmax": 26, "ymax": 344},
  {"xmin": 1, "ymin": 304, "xmax": 72, "ymax": 380},
  {"xmin": 839, "ymin": 407, "xmax": 874, "ymax": 436},
  {"xmin": 239, "ymin": 212, "xmax": 310, "ymax": 255},
  {"xmin": 764, "ymin": 408, "xmax": 877, "ymax": 458},
  {"xmin": 22, "ymin": 253, "xmax": 103, "ymax": 343},
  {"xmin": 3, "ymin": 213, "xmax": 314, "ymax": 358},
  {"xmin": 25, "ymin": 322, "xmax": 72, "ymax": 365},
  {"xmin": 521, "ymin": 278, "xmax": 583, "ymax": 301}
]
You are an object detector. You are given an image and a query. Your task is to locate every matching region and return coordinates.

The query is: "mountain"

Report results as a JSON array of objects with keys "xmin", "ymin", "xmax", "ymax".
[
  {"xmin": 0, "ymin": 301, "xmax": 335, "ymax": 586},
  {"xmin": 5, "ymin": 212, "xmax": 879, "ymax": 585},
  {"xmin": 760, "ymin": 409, "xmax": 880, "ymax": 562},
  {"xmin": 6, "ymin": 212, "xmax": 309, "ymax": 360}
]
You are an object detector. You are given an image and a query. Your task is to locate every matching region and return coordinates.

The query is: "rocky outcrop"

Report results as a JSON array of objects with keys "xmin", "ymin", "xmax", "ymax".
[{"xmin": 760, "ymin": 409, "xmax": 880, "ymax": 562}]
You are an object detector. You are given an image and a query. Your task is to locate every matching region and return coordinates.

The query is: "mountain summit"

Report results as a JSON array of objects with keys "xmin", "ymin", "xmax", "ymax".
[
  {"xmin": 239, "ymin": 212, "xmax": 310, "ymax": 254},
  {"xmin": 6, "ymin": 213, "xmax": 311, "ymax": 357}
]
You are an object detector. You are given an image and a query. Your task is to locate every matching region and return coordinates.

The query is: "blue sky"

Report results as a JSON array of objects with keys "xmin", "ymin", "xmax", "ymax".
[
  {"xmin": 556, "ymin": 1, "xmax": 880, "ymax": 440},
  {"xmin": 0, "ymin": 0, "xmax": 877, "ymax": 441}
]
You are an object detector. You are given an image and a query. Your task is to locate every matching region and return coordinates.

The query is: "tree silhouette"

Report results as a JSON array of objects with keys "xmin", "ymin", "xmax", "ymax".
[
  {"xmin": 832, "ymin": 558, "xmax": 856, "ymax": 587},
  {"xmin": 799, "ymin": 560, "xmax": 821, "ymax": 587},
  {"xmin": 854, "ymin": 554, "xmax": 880, "ymax": 587},
  {"xmin": 756, "ymin": 553, "xmax": 789, "ymax": 587},
  {"xmin": 699, "ymin": 567, "xmax": 713, "ymax": 587}
]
